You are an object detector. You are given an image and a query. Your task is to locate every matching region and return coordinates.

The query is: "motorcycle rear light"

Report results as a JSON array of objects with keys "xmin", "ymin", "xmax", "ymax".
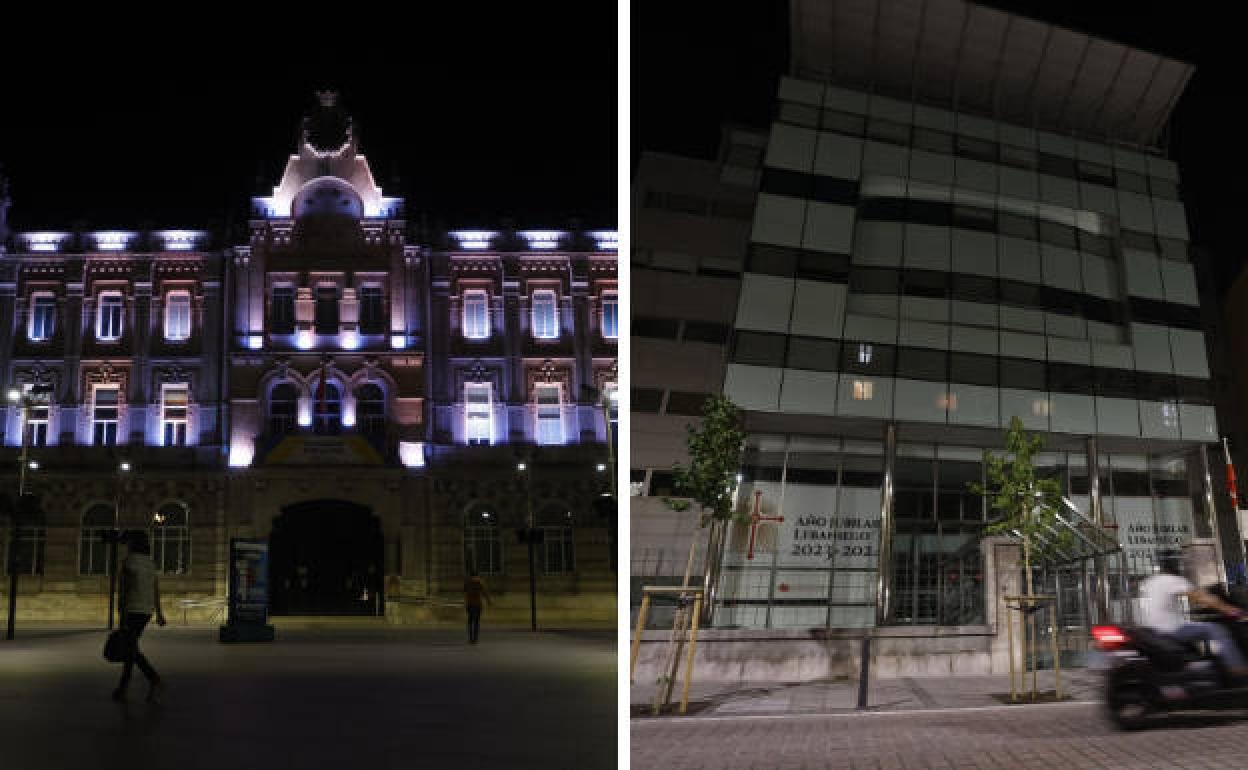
[{"xmin": 1092, "ymin": 625, "xmax": 1126, "ymax": 650}]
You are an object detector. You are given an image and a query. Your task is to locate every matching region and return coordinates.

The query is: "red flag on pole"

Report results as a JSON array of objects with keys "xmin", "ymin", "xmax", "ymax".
[
  {"xmin": 1224, "ymin": 437, "xmax": 1239, "ymax": 510},
  {"xmin": 316, "ymin": 358, "xmax": 328, "ymax": 425}
]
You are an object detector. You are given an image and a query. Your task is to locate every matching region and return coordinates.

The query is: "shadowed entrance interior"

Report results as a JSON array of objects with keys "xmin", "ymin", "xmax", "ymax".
[{"xmin": 269, "ymin": 500, "xmax": 383, "ymax": 615}]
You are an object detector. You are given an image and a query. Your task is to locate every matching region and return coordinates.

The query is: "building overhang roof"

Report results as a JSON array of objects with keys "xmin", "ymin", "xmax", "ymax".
[{"xmin": 790, "ymin": 0, "xmax": 1194, "ymax": 147}]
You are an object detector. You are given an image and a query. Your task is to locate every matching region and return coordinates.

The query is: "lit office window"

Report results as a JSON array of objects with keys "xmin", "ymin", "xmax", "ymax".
[
  {"xmin": 164, "ymin": 292, "xmax": 191, "ymax": 341},
  {"xmin": 97, "ymin": 293, "xmax": 123, "ymax": 341},
  {"xmin": 852, "ymin": 380, "xmax": 873, "ymax": 401},
  {"xmin": 535, "ymin": 384, "xmax": 563, "ymax": 445},
  {"xmin": 162, "ymin": 385, "xmax": 189, "ymax": 446},
  {"xmin": 28, "ymin": 293, "xmax": 56, "ymax": 341},
  {"xmin": 465, "ymin": 383, "xmax": 492, "ymax": 445},
  {"xmin": 531, "ymin": 290, "xmax": 559, "ymax": 339},
  {"xmin": 857, "ymin": 344, "xmax": 873, "ymax": 364},
  {"xmin": 92, "ymin": 386, "xmax": 120, "ymax": 445},
  {"xmin": 602, "ymin": 292, "xmax": 619, "ymax": 339},
  {"xmin": 1162, "ymin": 400, "xmax": 1180, "ymax": 428},
  {"xmin": 463, "ymin": 291, "xmax": 490, "ymax": 339}
]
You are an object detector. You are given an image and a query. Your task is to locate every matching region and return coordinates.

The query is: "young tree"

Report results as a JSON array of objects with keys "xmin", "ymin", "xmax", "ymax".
[
  {"xmin": 664, "ymin": 395, "xmax": 746, "ymax": 614},
  {"xmin": 970, "ymin": 416, "xmax": 1068, "ymax": 599}
]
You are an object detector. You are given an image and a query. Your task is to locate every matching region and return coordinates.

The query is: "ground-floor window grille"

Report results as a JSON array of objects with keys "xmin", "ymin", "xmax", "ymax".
[
  {"xmin": 464, "ymin": 508, "xmax": 501, "ymax": 575},
  {"xmin": 151, "ymin": 503, "xmax": 191, "ymax": 575},
  {"xmin": 80, "ymin": 504, "xmax": 114, "ymax": 576},
  {"xmin": 539, "ymin": 506, "xmax": 575, "ymax": 575},
  {"xmin": 6, "ymin": 526, "xmax": 46, "ymax": 576}
]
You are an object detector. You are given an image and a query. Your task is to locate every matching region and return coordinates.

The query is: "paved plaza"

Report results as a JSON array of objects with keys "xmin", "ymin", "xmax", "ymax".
[
  {"xmin": 632, "ymin": 670, "xmax": 1248, "ymax": 769},
  {"xmin": 0, "ymin": 624, "xmax": 615, "ymax": 770}
]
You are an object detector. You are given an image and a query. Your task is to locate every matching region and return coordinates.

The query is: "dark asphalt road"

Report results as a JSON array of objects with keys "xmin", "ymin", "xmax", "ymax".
[{"xmin": 0, "ymin": 626, "xmax": 616, "ymax": 770}]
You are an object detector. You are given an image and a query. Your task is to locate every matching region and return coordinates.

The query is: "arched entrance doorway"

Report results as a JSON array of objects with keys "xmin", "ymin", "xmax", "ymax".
[{"xmin": 269, "ymin": 500, "xmax": 383, "ymax": 615}]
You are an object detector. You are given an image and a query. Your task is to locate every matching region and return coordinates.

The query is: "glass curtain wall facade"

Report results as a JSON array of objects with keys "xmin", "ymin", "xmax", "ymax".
[
  {"xmin": 717, "ymin": 435, "xmax": 1203, "ymax": 630},
  {"xmin": 714, "ymin": 68, "xmax": 1216, "ymax": 630}
]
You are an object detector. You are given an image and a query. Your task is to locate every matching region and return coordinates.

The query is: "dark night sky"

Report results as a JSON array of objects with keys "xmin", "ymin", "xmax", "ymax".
[
  {"xmin": 633, "ymin": 2, "xmax": 1240, "ymax": 291},
  {"xmin": 0, "ymin": 10, "xmax": 617, "ymax": 236}
]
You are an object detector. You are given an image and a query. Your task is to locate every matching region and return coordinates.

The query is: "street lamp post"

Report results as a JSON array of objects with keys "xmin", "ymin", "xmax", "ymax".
[
  {"xmin": 518, "ymin": 460, "xmax": 537, "ymax": 631},
  {"xmin": 6, "ymin": 384, "xmax": 51, "ymax": 640},
  {"xmin": 107, "ymin": 460, "xmax": 131, "ymax": 630},
  {"xmin": 6, "ymin": 388, "xmax": 25, "ymax": 641}
]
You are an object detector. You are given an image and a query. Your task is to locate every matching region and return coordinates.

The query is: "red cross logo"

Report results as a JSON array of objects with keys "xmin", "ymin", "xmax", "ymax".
[{"xmin": 746, "ymin": 489, "xmax": 784, "ymax": 560}]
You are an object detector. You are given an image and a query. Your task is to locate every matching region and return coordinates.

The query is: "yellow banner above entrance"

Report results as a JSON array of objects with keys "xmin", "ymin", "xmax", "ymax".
[{"xmin": 262, "ymin": 436, "xmax": 384, "ymax": 466}]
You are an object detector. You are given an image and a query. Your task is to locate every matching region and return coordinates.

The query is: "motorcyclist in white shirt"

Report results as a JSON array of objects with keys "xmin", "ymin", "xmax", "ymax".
[{"xmin": 1139, "ymin": 552, "xmax": 1248, "ymax": 679}]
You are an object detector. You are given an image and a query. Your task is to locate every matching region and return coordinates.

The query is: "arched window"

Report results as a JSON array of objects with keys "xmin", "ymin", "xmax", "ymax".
[
  {"xmin": 357, "ymin": 384, "xmax": 386, "ymax": 437},
  {"xmin": 464, "ymin": 505, "xmax": 502, "ymax": 576},
  {"xmin": 313, "ymin": 383, "xmax": 342, "ymax": 435},
  {"xmin": 80, "ymin": 504, "xmax": 114, "ymax": 576},
  {"xmin": 269, "ymin": 383, "xmax": 298, "ymax": 436},
  {"xmin": 537, "ymin": 504, "xmax": 575, "ymax": 575},
  {"xmin": 150, "ymin": 503, "xmax": 190, "ymax": 575}
]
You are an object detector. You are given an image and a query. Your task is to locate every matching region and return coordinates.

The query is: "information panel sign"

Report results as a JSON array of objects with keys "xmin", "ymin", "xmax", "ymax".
[{"xmin": 229, "ymin": 538, "xmax": 270, "ymax": 625}]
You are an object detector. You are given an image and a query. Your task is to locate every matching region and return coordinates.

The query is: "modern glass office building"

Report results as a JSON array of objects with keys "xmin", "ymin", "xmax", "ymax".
[{"xmin": 635, "ymin": 0, "xmax": 1232, "ymax": 637}]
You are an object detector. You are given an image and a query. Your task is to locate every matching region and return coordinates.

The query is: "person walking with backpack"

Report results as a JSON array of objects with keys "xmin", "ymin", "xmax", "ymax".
[
  {"xmin": 464, "ymin": 571, "xmax": 491, "ymax": 644},
  {"xmin": 113, "ymin": 531, "xmax": 166, "ymax": 703}
]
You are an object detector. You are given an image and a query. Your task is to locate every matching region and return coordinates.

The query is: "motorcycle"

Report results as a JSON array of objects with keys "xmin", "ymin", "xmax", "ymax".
[{"xmin": 1092, "ymin": 584, "xmax": 1248, "ymax": 730}]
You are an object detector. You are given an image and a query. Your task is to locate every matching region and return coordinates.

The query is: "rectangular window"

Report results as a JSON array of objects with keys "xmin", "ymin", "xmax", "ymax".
[
  {"xmin": 853, "ymin": 380, "xmax": 874, "ymax": 401},
  {"xmin": 28, "ymin": 294, "xmax": 56, "ymax": 341},
  {"xmin": 632, "ymin": 388, "xmax": 664, "ymax": 413},
  {"xmin": 602, "ymin": 292, "xmax": 619, "ymax": 339},
  {"xmin": 535, "ymin": 384, "xmax": 562, "ymax": 445},
  {"xmin": 271, "ymin": 286, "xmax": 295, "ymax": 333},
  {"xmin": 542, "ymin": 526, "xmax": 575, "ymax": 575},
  {"xmin": 606, "ymin": 384, "xmax": 618, "ymax": 430},
  {"xmin": 465, "ymin": 383, "xmax": 492, "ymax": 445},
  {"xmin": 92, "ymin": 386, "xmax": 119, "ymax": 446},
  {"xmin": 531, "ymin": 290, "xmax": 559, "ymax": 339},
  {"xmin": 164, "ymin": 291, "xmax": 191, "ymax": 341},
  {"xmin": 27, "ymin": 402, "xmax": 49, "ymax": 447},
  {"xmin": 315, "ymin": 286, "xmax": 339, "ymax": 334},
  {"xmin": 97, "ymin": 293, "xmax": 123, "ymax": 341},
  {"xmin": 463, "ymin": 290, "xmax": 490, "ymax": 340},
  {"xmin": 731, "ymin": 331, "xmax": 787, "ymax": 368},
  {"xmin": 7, "ymin": 527, "xmax": 46, "ymax": 576},
  {"xmin": 161, "ymin": 385, "xmax": 189, "ymax": 447},
  {"xmin": 359, "ymin": 286, "xmax": 385, "ymax": 334}
]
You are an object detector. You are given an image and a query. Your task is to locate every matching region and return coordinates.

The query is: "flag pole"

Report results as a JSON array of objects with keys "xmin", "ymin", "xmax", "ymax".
[{"xmin": 1224, "ymin": 437, "xmax": 1246, "ymax": 583}]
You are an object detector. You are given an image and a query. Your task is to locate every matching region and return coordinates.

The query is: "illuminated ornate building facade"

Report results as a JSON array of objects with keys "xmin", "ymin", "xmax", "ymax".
[{"xmin": 0, "ymin": 94, "xmax": 617, "ymax": 625}]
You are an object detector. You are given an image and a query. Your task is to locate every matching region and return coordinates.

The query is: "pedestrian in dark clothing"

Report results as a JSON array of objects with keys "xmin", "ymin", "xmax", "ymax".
[
  {"xmin": 113, "ymin": 531, "xmax": 166, "ymax": 703},
  {"xmin": 464, "ymin": 571, "xmax": 491, "ymax": 644}
]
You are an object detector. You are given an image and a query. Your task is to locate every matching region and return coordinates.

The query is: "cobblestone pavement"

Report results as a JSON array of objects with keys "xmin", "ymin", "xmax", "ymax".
[
  {"xmin": 0, "ymin": 626, "xmax": 615, "ymax": 770},
  {"xmin": 632, "ymin": 698, "xmax": 1248, "ymax": 769}
]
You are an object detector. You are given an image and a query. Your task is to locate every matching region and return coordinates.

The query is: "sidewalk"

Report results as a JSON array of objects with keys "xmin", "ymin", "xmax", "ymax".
[{"xmin": 632, "ymin": 669, "xmax": 1102, "ymax": 717}]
